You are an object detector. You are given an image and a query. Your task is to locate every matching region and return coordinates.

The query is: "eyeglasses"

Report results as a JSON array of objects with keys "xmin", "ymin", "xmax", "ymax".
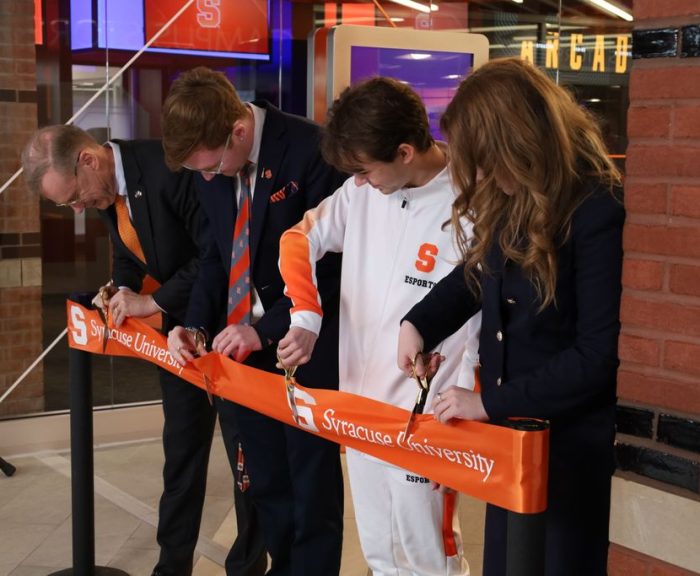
[
  {"xmin": 55, "ymin": 153, "xmax": 83, "ymax": 208},
  {"xmin": 182, "ymin": 133, "xmax": 231, "ymax": 175}
]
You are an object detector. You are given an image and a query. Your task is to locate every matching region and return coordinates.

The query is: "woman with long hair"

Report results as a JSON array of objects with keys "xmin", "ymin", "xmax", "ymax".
[{"xmin": 398, "ymin": 57, "xmax": 625, "ymax": 575}]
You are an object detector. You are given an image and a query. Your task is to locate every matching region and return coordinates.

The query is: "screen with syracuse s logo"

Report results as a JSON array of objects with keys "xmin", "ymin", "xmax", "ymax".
[
  {"xmin": 317, "ymin": 25, "xmax": 489, "ymax": 138},
  {"xmin": 70, "ymin": 0, "xmax": 270, "ymax": 60}
]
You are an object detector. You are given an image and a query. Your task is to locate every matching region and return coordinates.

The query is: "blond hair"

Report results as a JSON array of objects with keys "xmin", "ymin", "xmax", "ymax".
[{"xmin": 161, "ymin": 66, "xmax": 247, "ymax": 170}]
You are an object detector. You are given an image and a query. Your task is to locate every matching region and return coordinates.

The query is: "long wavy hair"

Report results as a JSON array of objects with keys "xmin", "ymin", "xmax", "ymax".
[{"xmin": 441, "ymin": 57, "xmax": 621, "ymax": 309}]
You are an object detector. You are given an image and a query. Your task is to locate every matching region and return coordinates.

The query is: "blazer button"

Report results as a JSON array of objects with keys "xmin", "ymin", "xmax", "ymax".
[
  {"xmin": 496, "ymin": 330, "xmax": 503, "ymax": 342},
  {"xmin": 496, "ymin": 377, "xmax": 502, "ymax": 386},
  {"xmin": 506, "ymin": 298, "xmax": 516, "ymax": 305}
]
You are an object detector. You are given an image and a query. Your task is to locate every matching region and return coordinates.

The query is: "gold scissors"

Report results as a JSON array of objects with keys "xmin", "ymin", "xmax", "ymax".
[
  {"xmin": 185, "ymin": 327, "xmax": 213, "ymax": 405},
  {"xmin": 96, "ymin": 281, "xmax": 117, "ymax": 353},
  {"xmin": 277, "ymin": 354, "xmax": 300, "ymax": 426},
  {"xmin": 202, "ymin": 373, "xmax": 214, "ymax": 406},
  {"xmin": 403, "ymin": 352, "xmax": 431, "ymax": 438}
]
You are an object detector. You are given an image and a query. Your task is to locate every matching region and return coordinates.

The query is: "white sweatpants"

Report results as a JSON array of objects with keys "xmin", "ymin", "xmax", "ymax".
[{"xmin": 346, "ymin": 448, "xmax": 470, "ymax": 576}]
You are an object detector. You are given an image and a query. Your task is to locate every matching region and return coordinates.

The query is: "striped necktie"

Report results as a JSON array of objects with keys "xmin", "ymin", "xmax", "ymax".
[
  {"xmin": 227, "ymin": 163, "xmax": 253, "ymax": 325},
  {"xmin": 114, "ymin": 194, "xmax": 146, "ymax": 264}
]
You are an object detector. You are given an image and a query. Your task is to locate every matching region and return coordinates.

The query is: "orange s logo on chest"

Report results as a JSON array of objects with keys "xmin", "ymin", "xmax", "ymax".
[{"xmin": 415, "ymin": 243, "xmax": 438, "ymax": 273}]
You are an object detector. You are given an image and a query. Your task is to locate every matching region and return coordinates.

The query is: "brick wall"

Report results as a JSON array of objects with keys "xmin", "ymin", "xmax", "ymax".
[
  {"xmin": 0, "ymin": 0, "xmax": 43, "ymax": 415},
  {"xmin": 613, "ymin": 0, "xmax": 700, "ymax": 572}
]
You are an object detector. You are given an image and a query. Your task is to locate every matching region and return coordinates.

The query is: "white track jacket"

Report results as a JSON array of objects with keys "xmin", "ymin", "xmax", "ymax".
[{"xmin": 280, "ymin": 168, "xmax": 481, "ymax": 411}]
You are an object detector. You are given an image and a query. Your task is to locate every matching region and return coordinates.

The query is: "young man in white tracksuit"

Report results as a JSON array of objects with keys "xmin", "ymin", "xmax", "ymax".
[{"xmin": 277, "ymin": 77, "xmax": 481, "ymax": 576}]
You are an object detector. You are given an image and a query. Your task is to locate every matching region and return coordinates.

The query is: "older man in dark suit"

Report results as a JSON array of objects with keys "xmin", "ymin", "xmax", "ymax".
[
  {"xmin": 162, "ymin": 67, "xmax": 345, "ymax": 576},
  {"xmin": 21, "ymin": 125, "xmax": 266, "ymax": 576}
]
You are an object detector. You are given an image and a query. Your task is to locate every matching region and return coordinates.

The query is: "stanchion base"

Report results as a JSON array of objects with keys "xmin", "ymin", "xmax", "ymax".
[
  {"xmin": 49, "ymin": 568, "xmax": 130, "ymax": 575},
  {"xmin": 0, "ymin": 457, "xmax": 16, "ymax": 476}
]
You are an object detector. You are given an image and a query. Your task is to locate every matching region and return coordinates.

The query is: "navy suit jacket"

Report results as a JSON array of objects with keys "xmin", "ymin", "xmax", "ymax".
[
  {"xmin": 98, "ymin": 139, "xmax": 208, "ymax": 331},
  {"xmin": 186, "ymin": 102, "xmax": 344, "ymax": 386},
  {"xmin": 404, "ymin": 185, "xmax": 625, "ymax": 477}
]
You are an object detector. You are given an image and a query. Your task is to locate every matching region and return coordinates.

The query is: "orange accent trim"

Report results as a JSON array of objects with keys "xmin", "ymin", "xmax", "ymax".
[
  {"xmin": 280, "ymin": 228, "xmax": 323, "ymax": 317},
  {"xmin": 34, "ymin": 0, "xmax": 43, "ymax": 44},
  {"xmin": 324, "ymin": 3, "xmax": 337, "ymax": 27},
  {"xmin": 342, "ymin": 2, "xmax": 376, "ymax": 26},
  {"xmin": 67, "ymin": 302, "xmax": 549, "ymax": 514},
  {"xmin": 442, "ymin": 491, "xmax": 458, "ymax": 557}
]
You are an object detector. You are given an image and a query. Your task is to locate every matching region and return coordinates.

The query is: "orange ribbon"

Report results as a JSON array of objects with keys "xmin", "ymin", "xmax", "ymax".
[{"xmin": 66, "ymin": 301, "xmax": 548, "ymax": 514}]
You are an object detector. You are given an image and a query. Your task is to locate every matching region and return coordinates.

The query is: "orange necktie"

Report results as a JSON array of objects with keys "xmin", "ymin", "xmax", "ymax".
[{"xmin": 114, "ymin": 194, "xmax": 146, "ymax": 265}]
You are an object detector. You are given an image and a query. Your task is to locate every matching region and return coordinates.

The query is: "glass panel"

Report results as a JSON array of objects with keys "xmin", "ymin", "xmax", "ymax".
[{"xmin": 0, "ymin": 0, "xmax": 631, "ymax": 419}]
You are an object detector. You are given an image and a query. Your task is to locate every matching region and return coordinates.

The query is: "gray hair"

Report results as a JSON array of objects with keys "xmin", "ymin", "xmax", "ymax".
[{"xmin": 21, "ymin": 125, "xmax": 97, "ymax": 196}]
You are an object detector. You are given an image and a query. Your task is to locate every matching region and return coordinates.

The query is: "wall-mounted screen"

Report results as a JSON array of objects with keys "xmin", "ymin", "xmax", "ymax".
[
  {"xmin": 350, "ymin": 46, "xmax": 475, "ymax": 139},
  {"xmin": 310, "ymin": 25, "xmax": 488, "ymax": 138},
  {"xmin": 70, "ymin": 0, "xmax": 270, "ymax": 60}
]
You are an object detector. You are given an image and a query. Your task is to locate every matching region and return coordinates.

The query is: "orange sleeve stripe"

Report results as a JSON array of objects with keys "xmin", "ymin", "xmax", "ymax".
[{"xmin": 280, "ymin": 214, "xmax": 323, "ymax": 316}]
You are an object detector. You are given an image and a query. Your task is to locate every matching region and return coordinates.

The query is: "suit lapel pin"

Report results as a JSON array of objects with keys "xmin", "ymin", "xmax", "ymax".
[
  {"xmin": 261, "ymin": 168, "xmax": 272, "ymax": 180},
  {"xmin": 134, "ymin": 188, "xmax": 144, "ymax": 199}
]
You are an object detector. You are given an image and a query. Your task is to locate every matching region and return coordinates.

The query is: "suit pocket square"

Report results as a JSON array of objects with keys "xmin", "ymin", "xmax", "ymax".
[{"xmin": 270, "ymin": 180, "xmax": 299, "ymax": 203}]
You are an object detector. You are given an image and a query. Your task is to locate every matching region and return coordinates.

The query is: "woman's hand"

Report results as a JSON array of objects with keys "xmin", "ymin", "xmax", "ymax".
[
  {"xmin": 398, "ymin": 320, "xmax": 425, "ymax": 377},
  {"xmin": 432, "ymin": 386, "xmax": 488, "ymax": 423}
]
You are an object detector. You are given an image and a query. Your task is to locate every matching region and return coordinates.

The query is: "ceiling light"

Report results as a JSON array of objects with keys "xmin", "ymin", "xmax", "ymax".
[
  {"xmin": 386, "ymin": 0, "xmax": 439, "ymax": 14},
  {"xmin": 586, "ymin": 0, "xmax": 633, "ymax": 21},
  {"xmin": 397, "ymin": 53, "xmax": 432, "ymax": 60}
]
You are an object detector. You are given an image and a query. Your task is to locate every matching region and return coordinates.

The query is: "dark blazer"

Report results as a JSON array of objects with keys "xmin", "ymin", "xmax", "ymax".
[
  {"xmin": 404, "ymin": 185, "xmax": 625, "ymax": 575},
  {"xmin": 186, "ymin": 101, "xmax": 344, "ymax": 363},
  {"xmin": 97, "ymin": 140, "xmax": 240, "ymax": 574},
  {"xmin": 183, "ymin": 102, "xmax": 345, "ymax": 575},
  {"xmin": 99, "ymin": 139, "xmax": 207, "ymax": 330}
]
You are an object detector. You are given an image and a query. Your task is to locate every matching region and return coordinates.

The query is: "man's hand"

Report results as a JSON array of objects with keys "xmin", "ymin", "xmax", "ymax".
[
  {"xmin": 277, "ymin": 327, "xmax": 318, "ymax": 369},
  {"xmin": 168, "ymin": 325, "xmax": 203, "ymax": 367},
  {"xmin": 108, "ymin": 288, "xmax": 159, "ymax": 327},
  {"xmin": 432, "ymin": 386, "xmax": 488, "ymax": 423},
  {"xmin": 212, "ymin": 325, "xmax": 262, "ymax": 363},
  {"xmin": 92, "ymin": 281, "xmax": 118, "ymax": 314}
]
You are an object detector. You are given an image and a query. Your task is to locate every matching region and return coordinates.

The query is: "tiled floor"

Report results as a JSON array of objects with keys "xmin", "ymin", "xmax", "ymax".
[{"xmin": 0, "ymin": 434, "xmax": 485, "ymax": 575}]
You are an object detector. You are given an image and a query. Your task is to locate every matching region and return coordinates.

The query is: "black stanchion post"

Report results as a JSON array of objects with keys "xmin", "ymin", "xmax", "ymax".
[
  {"xmin": 50, "ymin": 294, "xmax": 129, "ymax": 576},
  {"xmin": 502, "ymin": 418, "xmax": 548, "ymax": 576}
]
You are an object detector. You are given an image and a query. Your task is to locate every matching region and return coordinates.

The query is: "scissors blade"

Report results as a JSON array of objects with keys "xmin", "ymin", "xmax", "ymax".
[
  {"xmin": 97, "ymin": 308, "xmax": 110, "ymax": 353},
  {"xmin": 403, "ymin": 370, "xmax": 430, "ymax": 438},
  {"xmin": 202, "ymin": 373, "xmax": 214, "ymax": 405},
  {"xmin": 286, "ymin": 381, "xmax": 300, "ymax": 425},
  {"xmin": 415, "ymin": 379, "xmax": 429, "ymax": 414},
  {"xmin": 403, "ymin": 406, "xmax": 418, "ymax": 438}
]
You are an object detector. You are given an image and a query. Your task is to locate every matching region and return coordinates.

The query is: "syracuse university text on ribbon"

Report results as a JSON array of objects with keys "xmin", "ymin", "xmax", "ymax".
[{"xmin": 66, "ymin": 301, "xmax": 549, "ymax": 514}]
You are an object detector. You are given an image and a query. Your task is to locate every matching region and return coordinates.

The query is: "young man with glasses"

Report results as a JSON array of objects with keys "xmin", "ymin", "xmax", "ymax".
[
  {"xmin": 161, "ymin": 66, "xmax": 346, "ymax": 576},
  {"xmin": 21, "ymin": 125, "xmax": 266, "ymax": 576}
]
